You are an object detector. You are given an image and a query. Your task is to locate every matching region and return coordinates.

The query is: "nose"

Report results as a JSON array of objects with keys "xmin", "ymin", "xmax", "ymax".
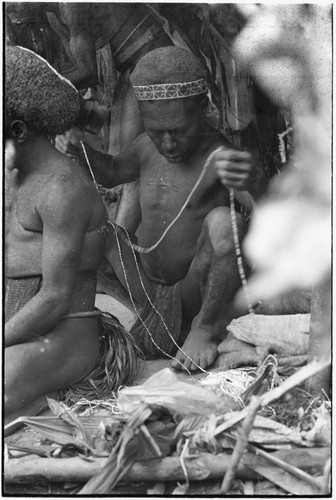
[{"xmin": 161, "ymin": 132, "xmax": 176, "ymax": 153}]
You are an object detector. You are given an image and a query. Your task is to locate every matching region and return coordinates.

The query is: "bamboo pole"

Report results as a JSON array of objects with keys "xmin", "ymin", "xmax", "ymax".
[
  {"xmin": 4, "ymin": 448, "xmax": 330, "ymax": 485},
  {"xmin": 306, "ymin": 279, "xmax": 331, "ymax": 395},
  {"xmin": 247, "ymin": 443, "xmax": 322, "ymax": 490},
  {"xmin": 221, "ymin": 396, "xmax": 261, "ymax": 493}
]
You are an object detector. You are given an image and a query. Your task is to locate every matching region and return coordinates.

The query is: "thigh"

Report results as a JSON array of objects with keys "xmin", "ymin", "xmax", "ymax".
[{"xmin": 5, "ymin": 319, "xmax": 100, "ymax": 414}]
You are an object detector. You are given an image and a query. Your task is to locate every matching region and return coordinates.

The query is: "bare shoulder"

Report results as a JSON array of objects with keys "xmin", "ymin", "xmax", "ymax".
[
  {"xmin": 133, "ymin": 132, "xmax": 154, "ymax": 151},
  {"xmin": 133, "ymin": 132, "xmax": 157, "ymax": 163},
  {"xmin": 36, "ymin": 155, "xmax": 103, "ymax": 219}
]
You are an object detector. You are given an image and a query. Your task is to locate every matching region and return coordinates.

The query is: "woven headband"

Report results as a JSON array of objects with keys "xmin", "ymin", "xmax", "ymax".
[{"xmin": 132, "ymin": 78, "xmax": 207, "ymax": 101}]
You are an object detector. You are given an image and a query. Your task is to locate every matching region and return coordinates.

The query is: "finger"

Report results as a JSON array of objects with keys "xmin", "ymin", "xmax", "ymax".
[
  {"xmin": 189, "ymin": 360, "xmax": 200, "ymax": 371},
  {"xmin": 216, "ymin": 164, "xmax": 253, "ymax": 177},
  {"xmin": 214, "ymin": 150, "xmax": 252, "ymax": 162},
  {"xmin": 182, "ymin": 357, "xmax": 193, "ymax": 372},
  {"xmin": 217, "ymin": 173, "xmax": 250, "ymax": 188},
  {"xmin": 220, "ymin": 171, "xmax": 248, "ymax": 181},
  {"xmin": 199, "ymin": 358, "xmax": 208, "ymax": 370}
]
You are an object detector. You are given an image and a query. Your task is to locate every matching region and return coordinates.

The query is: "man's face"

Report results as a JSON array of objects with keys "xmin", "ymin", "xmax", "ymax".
[{"xmin": 141, "ymin": 98, "xmax": 204, "ymax": 164}]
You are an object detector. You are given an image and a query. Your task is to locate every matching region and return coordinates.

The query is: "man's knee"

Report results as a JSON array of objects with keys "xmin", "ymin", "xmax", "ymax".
[{"xmin": 203, "ymin": 206, "xmax": 244, "ymax": 256}]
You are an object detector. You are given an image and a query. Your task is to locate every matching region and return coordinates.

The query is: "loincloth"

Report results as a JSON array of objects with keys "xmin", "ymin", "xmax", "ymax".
[
  {"xmin": 130, "ymin": 280, "xmax": 189, "ymax": 359},
  {"xmin": 5, "ymin": 271, "xmax": 98, "ymax": 323},
  {"xmin": 5, "ymin": 275, "xmax": 42, "ymax": 323}
]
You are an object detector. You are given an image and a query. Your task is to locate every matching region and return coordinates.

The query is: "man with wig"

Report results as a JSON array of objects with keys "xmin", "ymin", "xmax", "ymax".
[
  {"xmin": 4, "ymin": 46, "xmax": 142, "ymax": 421},
  {"xmin": 78, "ymin": 46, "xmax": 266, "ymax": 372}
]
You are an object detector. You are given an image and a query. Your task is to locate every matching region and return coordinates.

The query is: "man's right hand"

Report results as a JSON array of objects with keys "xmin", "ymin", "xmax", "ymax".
[{"xmin": 213, "ymin": 149, "xmax": 256, "ymax": 192}]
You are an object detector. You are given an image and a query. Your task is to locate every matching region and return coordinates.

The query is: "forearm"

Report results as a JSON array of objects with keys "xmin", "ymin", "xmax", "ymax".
[
  {"xmin": 80, "ymin": 143, "xmax": 115, "ymax": 187},
  {"xmin": 80, "ymin": 143, "xmax": 140, "ymax": 187},
  {"xmin": 66, "ymin": 35, "xmax": 97, "ymax": 88},
  {"xmin": 55, "ymin": 33, "xmax": 94, "ymax": 87},
  {"xmin": 46, "ymin": 6, "xmax": 97, "ymax": 88},
  {"xmin": 5, "ymin": 293, "xmax": 69, "ymax": 348}
]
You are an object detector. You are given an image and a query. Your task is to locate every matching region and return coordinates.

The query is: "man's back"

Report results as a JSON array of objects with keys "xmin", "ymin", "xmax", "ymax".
[{"xmin": 6, "ymin": 143, "xmax": 107, "ymax": 278}]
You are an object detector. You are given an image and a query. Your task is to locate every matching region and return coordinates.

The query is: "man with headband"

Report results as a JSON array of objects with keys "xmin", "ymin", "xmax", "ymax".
[
  {"xmin": 4, "ymin": 46, "xmax": 126, "ymax": 421},
  {"xmin": 78, "ymin": 46, "xmax": 266, "ymax": 372}
]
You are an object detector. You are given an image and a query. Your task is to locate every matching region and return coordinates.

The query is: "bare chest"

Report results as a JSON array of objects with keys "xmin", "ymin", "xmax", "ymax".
[
  {"xmin": 139, "ymin": 158, "xmax": 228, "ymax": 216},
  {"xmin": 11, "ymin": 183, "xmax": 43, "ymax": 232}
]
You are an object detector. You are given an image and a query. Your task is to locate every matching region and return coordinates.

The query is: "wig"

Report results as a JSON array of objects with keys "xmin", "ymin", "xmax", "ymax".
[{"xmin": 5, "ymin": 46, "xmax": 80, "ymax": 135}]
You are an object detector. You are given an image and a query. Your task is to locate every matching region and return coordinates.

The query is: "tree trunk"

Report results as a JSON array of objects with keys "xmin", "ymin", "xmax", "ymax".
[{"xmin": 4, "ymin": 448, "xmax": 329, "ymax": 485}]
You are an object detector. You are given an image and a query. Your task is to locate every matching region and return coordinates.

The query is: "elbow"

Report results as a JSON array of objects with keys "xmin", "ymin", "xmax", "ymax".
[
  {"xmin": 55, "ymin": 301, "xmax": 72, "ymax": 319},
  {"xmin": 76, "ymin": 57, "xmax": 98, "ymax": 88},
  {"xmin": 41, "ymin": 290, "xmax": 72, "ymax": 320}
]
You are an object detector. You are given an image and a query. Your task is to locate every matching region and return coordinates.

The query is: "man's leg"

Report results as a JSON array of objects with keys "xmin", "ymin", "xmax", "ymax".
[
  {"xmin": 4, "ymin": 319, "xmax": 100, "ymax": 423},
  {"xmin": 171, "ymin": 206, "xmax": 246, "ymax": 371}
]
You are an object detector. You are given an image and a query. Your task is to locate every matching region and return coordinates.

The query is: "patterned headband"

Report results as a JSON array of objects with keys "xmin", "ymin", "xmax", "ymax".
[{"xmin": 132, "ymin": 78, "xmax": 207, "ymax": 101}]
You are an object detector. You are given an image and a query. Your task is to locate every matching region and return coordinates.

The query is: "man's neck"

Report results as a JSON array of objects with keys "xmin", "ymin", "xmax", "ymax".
[{"xmin": 16, "ymin": 134, "xmax": 55, "ymax": 176}]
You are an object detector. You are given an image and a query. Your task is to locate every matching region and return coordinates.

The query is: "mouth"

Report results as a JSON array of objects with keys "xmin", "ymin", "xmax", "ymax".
[{"xmin": 165, "ymin": 154, "xmax": 183, "ymax": 163}]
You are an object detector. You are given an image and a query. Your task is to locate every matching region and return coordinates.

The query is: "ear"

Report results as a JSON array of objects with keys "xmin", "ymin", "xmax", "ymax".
[{"xmin": 10, "ymin": 120, "xmax": 28, "ymax": 143}]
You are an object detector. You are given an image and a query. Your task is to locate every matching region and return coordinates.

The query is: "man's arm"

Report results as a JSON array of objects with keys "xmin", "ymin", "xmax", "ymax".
[
  {"xmin": 46, "ymin": 3, "xmax": 97, "ymax": 88},
  {"xmin": 4, "ymin": 180, "xmax": 92, "ymax": 347},
  {"xmin": 78, "ymin": 142, "xmax": 141, "ymax": 188}
]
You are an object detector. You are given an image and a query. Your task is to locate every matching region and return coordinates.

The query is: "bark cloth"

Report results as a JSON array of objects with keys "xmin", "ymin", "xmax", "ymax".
[{"xmin": 130, "ymin": 280, "xmax": 189, "ymax": 359}]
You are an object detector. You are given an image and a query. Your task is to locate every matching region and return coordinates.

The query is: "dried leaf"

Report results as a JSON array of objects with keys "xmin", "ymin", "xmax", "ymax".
[
  {"xmin": 9, "ymin": 416, "xmax": 77, "ymax": 446},
  {"xmin": 79, "ymin": 404, "xmax": 152, "ymax": 494},
  {"xmin": 47, "ymin": 398, "xmax": 94, "ymax": 449}
]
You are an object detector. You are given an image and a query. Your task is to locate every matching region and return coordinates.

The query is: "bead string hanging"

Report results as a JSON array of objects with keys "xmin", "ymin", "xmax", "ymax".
[
  {"xmin": 229, "ymin": 188, "xmax": 254, "ymax": 315},
  {"xmin": 278, "ymin": 126, "xmax": 293, "ymax": 165}
]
